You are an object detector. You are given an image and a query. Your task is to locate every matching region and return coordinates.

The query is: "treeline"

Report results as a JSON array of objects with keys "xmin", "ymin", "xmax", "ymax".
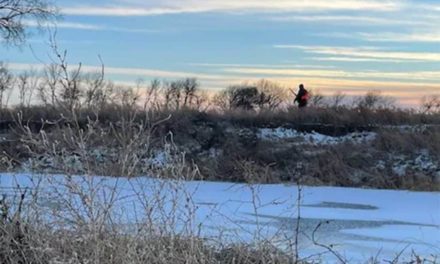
[{"xmin": 1, "ymin": 58, "xmax": 440, "ymax": 118}]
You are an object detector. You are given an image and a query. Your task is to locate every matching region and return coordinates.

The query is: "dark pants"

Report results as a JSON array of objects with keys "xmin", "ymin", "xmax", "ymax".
[{"xmin": 298, "ymin": 100, "xmax": 308, "ymax": 108}]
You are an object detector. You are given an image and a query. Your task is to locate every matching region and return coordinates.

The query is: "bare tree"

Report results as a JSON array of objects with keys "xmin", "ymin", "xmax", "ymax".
[
  {"xmin": 84, "ymin": 73, "xmax": 106, "ymax": 108},
  {"xmin": 170, "ymin": 80, "xmax": 183, "ymax": 110},
  {"xmin": 162, "ymin": 81, "xmax": 173, "ymax": 111},
  {"xmin": 329, "ymin": 91, "xmax": 346, "ymax": 108},
  {"xmin": 0, "ymin": 0, "xmax": 57, "ymax": 44},
  {"xmin": 309, "ymin": 90, "xmax": 325, "ymax": 108},
  {"xmin": 143, "ymin": 79, "xmax": 160, "ymax": 110},
  {"xmin": 82, "ymin": 58, "xmax": 106, "ymax": 111},
  {"xmin": 114, "ymin": 86, "xmax": 140, "ymax": 108},
  {"xmin": 59, "ymin": 67, "xmax": 83, "ymax": 111},
  {"xmin": 194, "ymin": 90, "xmax": 209, "ymax": 111},
  {"xmin": 213, "ymin": 89, "xmax": 231, "ymax": 111},
  {"xmin": 162, "ymin": 79, "xmax": 193, "ymax": 111},
  {"xmin": 214, "ymin": 80, "xmax": 287, "ymax": 111},
  {"xmin": 39, "ymin": 63, "xmax": 60, "ymax": 106},
  {"xmin": 48, "ymin": 37, "xmax": 83, "ymax": 112},
  {"xmin": 17, "ymin": 70, "xmax": 30, "ymax": 107},
  {"xmin": 17, "ymin": 69, "xmax": 38, "ymax": 107},
  {"xmin": 421, "ymin": 95, "xmax": 440, "ymax": 114},
  {"xmin": 182, "ymin": 78, "xmax": 199, "ymax": 108},
  {"xmin": 254, "ymin": 79, "xmax": 287, "ymax": 110},
  {"xmin": 355, "ymin": 90, "xmax": 394, "ymax": 110},
  {"xmin": 224, "ymin": 85, "xmax": 260, "ymax": 111},
  {"xmin": 0, "ymin": 62, "xmax": 14, "ymax": 110}
]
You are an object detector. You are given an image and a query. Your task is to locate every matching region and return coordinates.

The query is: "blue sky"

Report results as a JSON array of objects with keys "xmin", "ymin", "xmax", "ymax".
[{"xmin": 2, "ymin": 0, "xmax": 440, "ymax": 106}]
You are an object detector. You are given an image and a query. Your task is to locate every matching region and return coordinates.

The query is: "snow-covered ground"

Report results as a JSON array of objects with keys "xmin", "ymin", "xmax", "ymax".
[
  {"xmin": 0, "ymin": 173, "xmax": 438, "ymax": 262},
  {"xmin": 257, "ymin": 128, "xmax": 377, "ymax": 145},
  {"xmin": 390, "ymin": 149, "xmax": 440, "ymax": 178}
]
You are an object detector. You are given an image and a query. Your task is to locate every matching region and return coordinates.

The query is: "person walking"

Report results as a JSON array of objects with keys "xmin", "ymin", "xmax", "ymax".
[{"xmin": 294, "ymin": 84, "xmax": 309, "ymax": 108}]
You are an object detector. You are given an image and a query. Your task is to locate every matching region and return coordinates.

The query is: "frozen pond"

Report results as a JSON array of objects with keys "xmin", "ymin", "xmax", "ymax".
[{"xmin": 0, "ymin": 173, "xmax": 439, "ymax": 262}]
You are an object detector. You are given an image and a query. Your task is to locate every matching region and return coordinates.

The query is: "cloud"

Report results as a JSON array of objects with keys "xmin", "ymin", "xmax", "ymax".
[
  {"xmin": 310, "ymin": 57, "xmax": 407, "ymax": 63},
  {"xmin": 7, "ymin": 63, "xmax": 227, "ymax": 81},
  {"xmin": 23, "ymin": 20, "xmax": 104, "ymax": 30},
  {"xmin": 61, "ymin": 7, "xmax": 199, "ymax": 16},
  {"xmin": 188, "ymin": 62, "xmax": 336, "ymax": 69},
  {"xmin": 224, "ymin": 68, "xmax": 347, "ymax": 78},
  {"xmin": 61, "ymin": 0, "xmax": 400, "ymax": 16},
  {"xmin": 269, "ymin": 15, "xmax": 424, "ymax": 26},
  {"xmin": 312, "ymin": 31, "xmax": 440, "ymax": 43},
  {"xmin": 419, "ymin": 3, "xmax": 440, "ymax": 12},
  {"xmin": 23, "ymin": 20, "xmax": 156, "ymax": 33},
  {"xmin": 274, "ymin": 45, "xmax": 440, "ymax": 62},
  {"xmin": 10, "ymin": 62, "xmax": 440, "ymax": 86},
  {"xmin": 359, "ymin": 32, "xmax": 440, "ymax": 42},
  {"xmin": 222, "ymin": 67, "xmax": 440, "ymax": 83}
]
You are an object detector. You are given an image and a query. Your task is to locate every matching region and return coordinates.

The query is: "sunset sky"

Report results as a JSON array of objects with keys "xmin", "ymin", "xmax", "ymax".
[{"xmin": 2, "ymin": 0, "xmax": 440, "ymax": 107}]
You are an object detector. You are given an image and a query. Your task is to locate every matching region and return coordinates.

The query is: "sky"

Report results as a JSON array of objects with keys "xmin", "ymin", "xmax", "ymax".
[{"xmin": 2, "ymin": 0, "xmax": 440, "ymax": 107}]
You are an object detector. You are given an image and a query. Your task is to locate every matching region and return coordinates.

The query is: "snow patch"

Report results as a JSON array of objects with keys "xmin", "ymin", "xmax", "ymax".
[
  {"xmin": 392, "ymin": 150, "xmax": 439, "ymax": 177},
  {"xmin": 257, "ymin": 128, "xmax": 377, "ymax": 145},
  {"xmin": 145, "ymin": 150, "xmax": 168, "ymax": 168},
  {"xmin": 198, "ymin": 148, "xmax": 222, "ymax": 159}
]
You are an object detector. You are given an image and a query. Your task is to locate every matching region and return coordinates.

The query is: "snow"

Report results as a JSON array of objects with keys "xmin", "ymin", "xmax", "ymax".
[
  {"xmin": 391, "ymin": 150, "xmax": 439, "ymax": 177},
  {"xmin": 146, "ymin": 150, "xmax": 169, "ymax": 168},
  {"xmin": 0, "ymin": 173, "xmax": 439, "ymax": 262},
  {"xmin": 414, "ymin": 150, "xmax": 438, "ymax": 171},
  {"xmin": 392, "ymin": 164, "xmax": 407, "ymax": 177},
  {"xmin": 257, "ymin": 128, "xmax": 377, "ymax": 145}
]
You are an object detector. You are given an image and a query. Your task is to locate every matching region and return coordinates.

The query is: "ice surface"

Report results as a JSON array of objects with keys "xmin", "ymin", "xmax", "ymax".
[{"xmin": 0, "ymin": 173, "xmax": 438, "ymax": 262}]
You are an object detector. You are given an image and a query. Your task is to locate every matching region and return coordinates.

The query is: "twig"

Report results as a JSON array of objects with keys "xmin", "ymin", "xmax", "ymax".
[
  {"xmin": 294, "ymin": 180, "xmax": 301, "ymax": 262},
  {"xmin": 384, "ymin": 244, "xmax": 410, "ymax": 264},
  {"xmin": 312, "ymin": 221, "xmax": 347, "ymax": 264}
]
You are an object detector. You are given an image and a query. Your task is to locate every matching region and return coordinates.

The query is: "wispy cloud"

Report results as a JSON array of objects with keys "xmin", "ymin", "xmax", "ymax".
[
  {"xmin": 359, "ymin": 32, "xmax": 440, "ymax": 42},
  {"xmin": 269, "ymin": 15, "xmax": 424, "ymax": 26},
  {"xmin": 224, "ymin": 68, "xmax": 346, "ymax": 78},
  {"xmin": 8, "ymin": 63, "xmax": 225, "ymax": 80},
  {"xmin": 310, "ymin": 57, "xmax": 407, "ymax": 63},
  {"xmin": 188, "ymin": 62, "xmax": 336, "ymax": 69},
  {"xmin": 10, "ymin": 62, "xmax": 440, "ymax": 86},
  {"xmin": 223, "ymin": 67, "xmax": 440, "ymax": 83},
  {"xmin": 61, "ymin": 7, "xmax": 199, "ymax": 17},
  {"xmin": 23, "ymin": 20, "xmax": 104, "ymax": 30},
  {"xmin": 312, "ymin": 31, "xmax": 440, "ymax": 43},
  {"xmin": 61, "ymin": 0, "xmax": 400, "ymax": 16},
  {"xmin": 23, "ymin": 20, "xmax": 157, "ymax": 33},
  {"xmin": 275, "ymin": 45, "xmax": 440, "ymax": 62}
]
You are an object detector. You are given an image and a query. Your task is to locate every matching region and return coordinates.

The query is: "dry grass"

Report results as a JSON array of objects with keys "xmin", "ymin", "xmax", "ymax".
[
  {"xmin": 374, "ymin": 128, "xmax": 440, "ymax": 155},
  {"xmin": 2, "ymin": 104, "xmax": 439, "ymax": 191},
  {"xmin": 0, "ymin": 216, "xmax": 295, "ymax": 264},
  {"xmin": 2, "ymin": 103, "xmax": 440, "ymax": 130}
]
